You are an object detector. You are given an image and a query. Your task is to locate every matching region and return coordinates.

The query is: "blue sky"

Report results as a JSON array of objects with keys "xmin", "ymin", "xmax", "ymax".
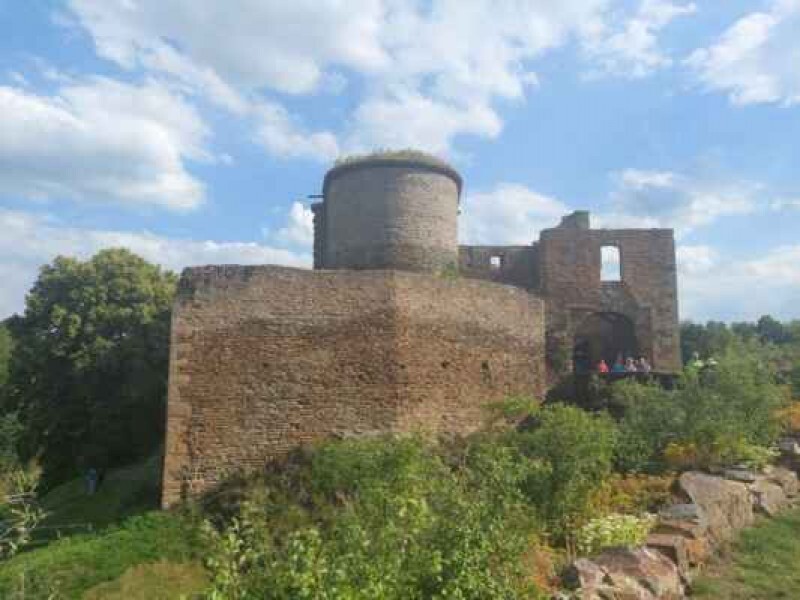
[{"xmin": 1, "ymin": 0, "xmax": 799, "ymax": 321}]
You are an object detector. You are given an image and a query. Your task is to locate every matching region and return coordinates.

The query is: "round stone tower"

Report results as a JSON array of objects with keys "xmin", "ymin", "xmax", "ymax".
[{"xmin": 318, "ymin": 153, "xmax": 462, "ymax": 273}]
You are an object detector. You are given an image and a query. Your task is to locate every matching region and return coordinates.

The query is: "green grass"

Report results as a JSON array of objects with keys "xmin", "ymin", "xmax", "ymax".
[
  {"xmin": 0, "ymin": 456, "xmax": 208, "ymax": 599},
  {"xmin": 83, "ymin": 560, "xmax": 208, "ymax": 600},
  {"xmin": 692, "ymin": 507, "xmax": 800, "ymax": 599},
  {"xmin": 38, "ymin": 455, "xmax": 161, "ymax": 537},
  {"xmin": 0, "ymin": 511, "xmax": 201, "ymax": 599}
]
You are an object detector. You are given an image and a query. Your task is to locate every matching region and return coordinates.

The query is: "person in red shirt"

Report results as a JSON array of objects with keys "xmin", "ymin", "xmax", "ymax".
[{"xmin": 596, "ymin": 359, "xmax": 609, "ymax": 373}]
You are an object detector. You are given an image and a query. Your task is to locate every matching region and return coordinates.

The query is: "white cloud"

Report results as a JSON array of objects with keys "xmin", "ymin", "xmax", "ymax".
[
  {"xmin": 601, "ymin": 168, "xmax": 758, "ymax": 235},
  {"xmin": 265, "ymin": 201, "xmax": 315, "ymax": 249},
  {"xmin": 0, "ymin": 78, "xmax": 208, "ymax": 210},
  {"xmin": 349, "ymin": 92, "xmax": 502, "ymax": 155},
  {"xmin": 583, "ymin": 0, "xmax": 696, "ymax": 78},
  {"xmin": 459, "ymin": 183, "xmax": 569, "ymax": 245},
  {"xmin": 686, "ymin": 0, "xmax": 800, "ymax": 106},
  {"xmin": 771, "ymin": 198, "xmax": 800, "ymax": 211},
  {"xmin": 66, "ymin": 0, "xmax": 389, "ymax": 96},
  {"xmin": 677, "ymin": 243, "xmax": 800, "ymax": 321},
  {"xmin": 0, "ymin": 208, "xmax": 311, "ymax": 318},
  {"xmin": 253, "ymin": 103, "xmax": 339, "ymax": 162},
  {"xmin": 65, "ymin": 0, "xmax": 688, "ymax": 156}
]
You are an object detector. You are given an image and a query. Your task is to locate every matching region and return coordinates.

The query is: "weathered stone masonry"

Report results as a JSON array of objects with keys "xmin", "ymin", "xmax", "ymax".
[
  {"xmin": 162, "ymin": 266, "xmax": 544, "ymax": 506},
  {"xmin": 162, "ymin": 154, "xmax": 680, "ymax": 507}
]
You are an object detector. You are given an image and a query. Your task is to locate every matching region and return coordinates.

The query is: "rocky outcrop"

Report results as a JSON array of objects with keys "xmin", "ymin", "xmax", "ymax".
[
  {"xmin": 677, "ymin": 472, "xmax": 753, "ymax": 545},
  {"xmin": 565, "ymin": 547, "xmax": 683, "ymax": 600},
  {"xmin": 563, "ymin": 464, "xmax": 799, "ymax": 599}
]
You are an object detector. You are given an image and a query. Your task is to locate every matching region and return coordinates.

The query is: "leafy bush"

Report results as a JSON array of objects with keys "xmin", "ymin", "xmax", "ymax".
[
  {"xmin": 613, "ymin": 342, "xmax": 787, "ymax": 473},
  {"xmin": 512, "ymin": 404, "xmax": 618, "ymax": 541},
  {"xmin": 589, "ymin": 473, "xmax": 675, "ymax": 516},
  {"xmin": 575, "ymin": 513, "xmax": 656, "ymax": 557},
  {"xmin": 0, "ymin": 466, "xmax": 45, "ymax": 559},
  {"xmin": 777, "ymin": 402, "xmax": 800, "ymax": 434},
  {"xmin": 613, "ymin": 381, "xmax": 682, "ymax": 473},
  {"xmin": 203, "ymin": 436, "xmax": 546, "ymax": 599}
]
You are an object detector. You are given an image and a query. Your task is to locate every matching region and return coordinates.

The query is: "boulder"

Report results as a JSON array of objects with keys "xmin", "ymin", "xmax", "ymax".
[
  {"xmin": 749, "ymin": 477, "xmax": 788, "ymax": 516},
  {"xmin": 778, "ymin": 437, "xmax": 800, "ymax": 457},
  {"xmin": 565, "ymin": 547, "xmax": 684, "ymax": 600},
  {"xmin": 654, "ymin": 503, "xmax": 708, "ymax": 541},
  {"xmin": 678, "ymin": 472, "xmax": 753, "ymax": 545},
  {"xmin": 563, "ymin": 558, "xmax": 608, "ymax": 592},
  {"xmin": 645, "ymin": 533, "xmax": 690, "ymax": 580},
  {"xmin": 766, "ymin": 466, "xmax": 799, "ymax": 497},
  {"xmin": 595, "ymin": 547, "xmax": 684, "ymax": 599},
  {"xmin": 723, "ymin": 468, "xmax": 758, "ymax": 483}
]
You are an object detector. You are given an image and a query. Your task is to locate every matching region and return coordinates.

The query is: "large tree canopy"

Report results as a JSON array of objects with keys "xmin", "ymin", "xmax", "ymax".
[{"xmin": 6, "ymin": 249, "xmax": 176, "ymax": 486}]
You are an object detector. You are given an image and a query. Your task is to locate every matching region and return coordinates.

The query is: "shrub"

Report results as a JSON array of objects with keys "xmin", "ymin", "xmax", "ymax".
[
  {"xmin": 613, "ymin": 380, "xmax": 682, "ymax": 473},
  {"xmin": 777, "ymin": 402, "xmax": 800, "ymax": 434},
  {"xmin": 575, "ymin": 513, "xmax": 657, "ymax": 557},
  {"xmin": 589, "ymin": 473, "xmax": 676, "ymax": 516},
  {"xmin": 203, "ymin": 436, "xmax": 546, "ymax": 599},
  {"xmin": 512, "ymin": 404, "xmax": 618, "ymax": 541},
  {"xmin": 612, "ymin": 342, "xmax": 787, "ymax": 473}
]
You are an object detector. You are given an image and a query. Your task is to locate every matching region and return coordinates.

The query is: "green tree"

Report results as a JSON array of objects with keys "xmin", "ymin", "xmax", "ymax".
[
  {"xmin": 6, "ymin": 249, "xmax": 176, "ymax": 486},
  {"xmin": 756, "ymin": 315, "xmax": 791, "ymax": 345},
  {"xmin": 0, "ymin": 324, "xmax": 11, "ymax": 393}
]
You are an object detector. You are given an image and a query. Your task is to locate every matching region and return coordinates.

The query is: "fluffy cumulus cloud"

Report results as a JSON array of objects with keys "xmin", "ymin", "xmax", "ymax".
[
  {"xmin": 677, "ymin": 243, "xmax": 800, "ymax": 321},
  {"xmin": 0, "ymin": 208, "xmax": 311, "ymax": 318},
  {"xmin": 583, "ymin": 0, "xmax": 696, "ymax": 78},
  {"xmin": 61, "ymin": 0, "xmax": 692, "ymax": 157},
  {"xmin": 0, "ymin": 77, "xmax": 208, "ymax": 210},
  {"xmin": 599, "ymin": 168, "xmax": 758, "ymax": 235},
  {"xmin": 265, "ymin": 201, "xmax": 315, "ymax": 249},
  {"xmin": 459, "ymin": 183, "xmax": 569, "ymax": 245},
  {"xmin": 686, "ymin": 0, "xmax": 800, "ymax": 106}
]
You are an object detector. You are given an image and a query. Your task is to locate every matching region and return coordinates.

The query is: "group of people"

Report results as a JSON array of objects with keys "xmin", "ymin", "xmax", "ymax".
[{"xmin": 596, "ymin": 354, "xmax": 651, "ymax": 374}]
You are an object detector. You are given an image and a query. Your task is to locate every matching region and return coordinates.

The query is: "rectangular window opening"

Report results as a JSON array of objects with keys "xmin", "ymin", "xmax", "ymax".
[
  {"xmin": 490, "ymin": 255, "xmax": 503, "ymax": 270},
  {"xmin": 601, "ymin": 246, "xmax": 621, "ymax": 281}
]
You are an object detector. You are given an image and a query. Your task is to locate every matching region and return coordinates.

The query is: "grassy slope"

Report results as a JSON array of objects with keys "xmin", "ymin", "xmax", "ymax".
[
  {"xmin": 692, "ymin": 507, "xmax": 800, "ymax": 599},
  {"xmin": 0, "ymin": 457, "xmax": 208, "ymax": 599},
  {"xmin": 38, "ymin": 455, "xmax": 161, "ymax": 536}
]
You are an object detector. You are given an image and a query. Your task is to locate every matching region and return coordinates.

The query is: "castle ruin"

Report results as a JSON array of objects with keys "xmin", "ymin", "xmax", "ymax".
[{"xmin": 161, "ymin": 153, "xmax": 680, "ymax": 507}]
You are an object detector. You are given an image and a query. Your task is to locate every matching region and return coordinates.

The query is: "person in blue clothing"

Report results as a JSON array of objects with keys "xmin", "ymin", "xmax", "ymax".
[
  {"xmin": 86, "ymin": 467, "xmax": 98, "ymax": 495},
  {"xmin": 611, "ymin": 354, "xmax": 626, "ymax": 373}
]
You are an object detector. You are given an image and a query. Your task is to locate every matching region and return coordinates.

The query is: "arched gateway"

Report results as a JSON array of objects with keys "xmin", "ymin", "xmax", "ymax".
[{"xmin": 573, "ymin": 312, "xmax": 638, "ymax": 373}]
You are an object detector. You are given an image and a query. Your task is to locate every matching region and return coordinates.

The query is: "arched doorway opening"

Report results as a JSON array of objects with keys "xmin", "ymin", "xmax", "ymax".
[{"xmin": 573, "ymin": 312, "xmax": 638, "ymax": 373}]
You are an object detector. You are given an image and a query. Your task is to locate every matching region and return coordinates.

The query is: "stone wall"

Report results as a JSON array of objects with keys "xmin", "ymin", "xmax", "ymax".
[
  {"xmin": 458, "ymin": 244, "xmax": 540, "ymax": 290},
  {"xmin": 539, "ymin": 220, "xmax": 680, "ymax": 372},
  {"xmin": 162, "ymin": 265, "xmax": 544, "ymax": 507},
  {"xmin": 320, "ymin": 161, "xmax": 460, "ymax": 273}
]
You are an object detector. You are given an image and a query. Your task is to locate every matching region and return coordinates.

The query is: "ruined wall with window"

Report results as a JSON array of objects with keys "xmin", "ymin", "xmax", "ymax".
[
  {"xmin": 457, "ymin": 245, "xmax": 540, "ymax": 290},
  {"xmin": 537, "ymin": 214, "xmax": 680, "ymax": 373}
]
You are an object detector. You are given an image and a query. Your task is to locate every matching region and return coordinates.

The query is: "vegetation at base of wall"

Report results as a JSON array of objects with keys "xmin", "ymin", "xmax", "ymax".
[
  {"xmin": 691, "ymin": 507, "xmax": 800, "ymax": 599},
  {"xmin": 202, "ymin": 435, "xmax": 548, "ymax": 599}
]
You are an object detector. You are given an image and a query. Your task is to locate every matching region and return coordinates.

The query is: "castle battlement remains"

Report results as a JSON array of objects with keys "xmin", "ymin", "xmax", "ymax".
[{"xmin": 161, "ymin": 154, "xmax": 679, "ymax": 507}]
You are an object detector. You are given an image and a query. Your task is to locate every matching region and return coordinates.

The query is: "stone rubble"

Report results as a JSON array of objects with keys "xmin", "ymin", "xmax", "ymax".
[{"xmin": 561, "ymin": 457, "xmax": 800, "ymax": 599}]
